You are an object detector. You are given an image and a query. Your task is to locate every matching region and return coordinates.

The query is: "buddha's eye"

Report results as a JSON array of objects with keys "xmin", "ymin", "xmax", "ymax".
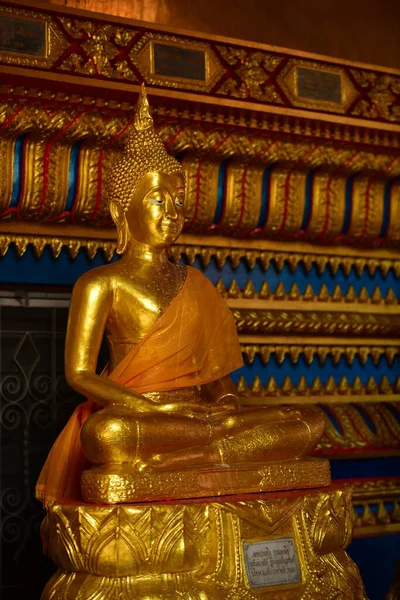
[
  {"xmin": 147, "ymin": 191, "xmax": 164, "ymax": 205},
  {"xmin": 175, "ymin": 193, "xmax": 185, "ymax": 207}
]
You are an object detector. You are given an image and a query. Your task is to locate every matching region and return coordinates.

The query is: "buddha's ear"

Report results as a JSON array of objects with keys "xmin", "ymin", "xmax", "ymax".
[{"xmin": 110, "ymin": 200, "xmax": 128, "ymax": 255}]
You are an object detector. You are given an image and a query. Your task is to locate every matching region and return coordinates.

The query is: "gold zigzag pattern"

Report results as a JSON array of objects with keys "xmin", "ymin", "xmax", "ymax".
[
  {"xmin": 171, "ymin": 244, "xmax": 400, "ymax": 277},
  {"xmin": 237, "ymin": 374, "xmax": 400, "ymax": 397},
  {"xmin": 1, "ymin": 233, "xmax": 399, "ymax": 278},
  {"xmin": 352, "ymin": 479, "xmax": 400, "ymax": 537},
  {"xmin": 240, "ymin": 344, "xmax": 400, "ymax": 366},
  {"xmin": 218, "ymin": 279, "xmax": 398, "ymax": 305}
]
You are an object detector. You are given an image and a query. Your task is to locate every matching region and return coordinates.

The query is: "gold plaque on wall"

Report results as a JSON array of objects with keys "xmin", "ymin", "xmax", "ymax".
[
  {"xmin": 0, "ymin": 5, "xmax": 67, "ymax": 68},
  {"xmin": 279, "ymin": 59, "xmax": 357, "ymax": 113},
  {"xmin": 132, "ymin": 33, "xmax": 224, "ymax": 92}
]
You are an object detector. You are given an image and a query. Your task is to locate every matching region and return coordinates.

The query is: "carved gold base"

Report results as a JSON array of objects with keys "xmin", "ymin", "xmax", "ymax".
[
  {"xmin": 81, "ymin": 457, "xmax": 331, "ymax": 503},
  {"xmin": 41, "ymin": 485, "xmax": 366, "ymax": 599}
]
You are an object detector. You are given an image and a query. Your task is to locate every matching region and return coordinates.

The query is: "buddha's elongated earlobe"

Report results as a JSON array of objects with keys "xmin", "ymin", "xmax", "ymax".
[{"xmin": 110, "ymin": 200, "xmax": 128, "ymax": 255}]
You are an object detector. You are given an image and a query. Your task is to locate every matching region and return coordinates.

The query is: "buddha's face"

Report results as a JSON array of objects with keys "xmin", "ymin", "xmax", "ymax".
[{"xmin": 126, "ymin": 171, "xmax": 185, "ymax": 248}]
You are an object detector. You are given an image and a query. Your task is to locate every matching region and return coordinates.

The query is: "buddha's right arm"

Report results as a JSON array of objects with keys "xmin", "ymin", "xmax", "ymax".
[{"xmin": 64, "ymin": 273, "xmax": 157, "ymax": 412}]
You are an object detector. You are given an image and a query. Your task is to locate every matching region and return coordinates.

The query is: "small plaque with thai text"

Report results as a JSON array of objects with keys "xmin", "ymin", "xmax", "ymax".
[
  {"xmin": 0, "ymin": 15, "xmax": 45, "ymax": 56},
  {"xmin": 243, "ymin": 537, "xmax": 301, "ymax": 588},
  {"xmin": 297, "ymin": 66, "xmax": 342, "ymax": 104},
  {"xmin": 153, "ymin": 43, "xmax": 206, "ymax": 82}
]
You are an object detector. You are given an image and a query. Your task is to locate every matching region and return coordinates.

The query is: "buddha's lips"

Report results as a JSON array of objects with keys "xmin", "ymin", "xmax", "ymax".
[{"xmin": 162, "ymin": 222, "xmax": 179, "ymax": 232}]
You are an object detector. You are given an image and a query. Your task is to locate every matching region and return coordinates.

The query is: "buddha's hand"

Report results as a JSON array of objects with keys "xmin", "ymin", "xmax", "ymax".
[{"xmin": 211, "ymin": 394, "xmax": 238, "ymax": 415}]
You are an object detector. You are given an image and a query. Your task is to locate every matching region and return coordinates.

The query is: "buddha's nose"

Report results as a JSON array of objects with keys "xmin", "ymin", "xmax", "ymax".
[{"xmin": 165, "ymin": 196, "xmax": 178, "ymax": 221}]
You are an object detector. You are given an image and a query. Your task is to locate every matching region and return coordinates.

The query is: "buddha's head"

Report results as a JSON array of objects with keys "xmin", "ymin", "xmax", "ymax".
[{"xmin": 108, "ymin": 84, "xmax": 186, "ymax": 253}]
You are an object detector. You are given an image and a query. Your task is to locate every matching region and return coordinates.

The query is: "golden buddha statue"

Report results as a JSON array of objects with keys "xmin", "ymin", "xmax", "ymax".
[
  {"xmin": 36, "ymin": 85, "xmax": 327, "ymax": 507},
  {"xmin": 38, "ymin": 86, "xmax": 366, "ymax": 600}
]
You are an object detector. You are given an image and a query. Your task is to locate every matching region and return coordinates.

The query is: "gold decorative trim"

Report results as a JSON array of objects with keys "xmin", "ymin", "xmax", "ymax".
[
  {"xmin": 239, "ymin": 340, "xmax": 399, "ymax": 366},
  {"xmin": 230, "ymin": 305, "xmax": 399, "ymax": 337},
  {"xmin": 1, "ymin": 227, "xmax": 400, "ymax": 278},
  {"xmin": 238, "ymin": 375, "xmax": 400, "ymax": 404},
  {"xmin": 3, "ymin": 84, "xmax": 400, "ymax": 148},
  {"xmin": 1, "ymin": 97, "xmax": 400, "ymax": 246},
  {"xmin": 82, "ymin": 458, "xmax": 331, "ymax": 504},
  {"xmin": 317, "ymin": 403, "xmax": 400, "ymax": 455},
  {"xmin": 352, "ymin": 478, "xmax": 400, "ymax": 537},
  {"xmin": 0, "ymin": 0, "xmax": 399, "ymax": 132},
  {"xmin": 219, "ymin": 279, "xmax": 398, "ymax": 306},
  {"xmin": 351, "ymin": 70, "xmax": 400, "ymax": 123}
]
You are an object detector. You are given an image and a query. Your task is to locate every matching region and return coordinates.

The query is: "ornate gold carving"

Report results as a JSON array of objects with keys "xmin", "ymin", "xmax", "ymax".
[
  {"xmin": 218, "ymin": 278, "xmax": 398, "ymax": 305},
  {"xmin": 348, "ymin": 174, "xmax": 386, "ymax": 242},
  {"xmin": 1, "ymin": 227, "xmax": 400, "ymax": 280},
  {"xmin": 81, "ymin": 458, "xmax": 331, "ymax": 504},
  {"xmin": 41, "ymin": 487, "xmax": 366, "ymax": 599},
  {"xmin": 0, "ymin": 223, "xmax": 400, "ymax": 284},
  {"xmin": 1, "ymin": 2, "xmax": 400, "ymax": 129},
  {"xmin": 263, "ymin": 166, "xmax": 307, "ymax": 236},
  {"xmin": 220, "ymin": 161, "xmax": 265, "ymax": 233},
  {"xmin": 352, "ymin": 478, "xmax": 400, "ymax": 537},
  {"xmin": 182, "ymin": 157, "xmax": 220, "ymax": 230},
  {"xmin": 3, "ymin": 84, "xmax": 399, "ymax": 148},
  {"xmin": 240, "ymin": 341, "xmax": 400, "ymax": 367},
  {"xmin": 231, "ymin": 306, "xmax": 400, "ymax": 337},
  {"xmin": 351, "ymin": 71, "xmax": 400, "ymax": 122},
  {"xmin": 0, "ymin": 231, "xmax": 116, "ymax": 261},
  {"xmin": 279, "ymin": 59, "xmax": 358, "ymax": 113},
  {"xmin": 159, "ymin": 123, "xmax": 400, "ymax": 175},
  {"xmin": 1, "ymin": 97, "xmax": 400, "ymax": 246},
  {"xmin": 58, "ymin": 18, "xmax": 137, "ymax": 80},
  {"xmin": 0, "ymin": 5, "xmax": 67, "ymax": 68},
  {"xmin": 388, "ymin": 180, "xmax": 400, "ymax": 243},
  {"xmin": 216, "ymin": 47, "xmax": 283, "ymax": 103},
  {"xmin": 318, "ymin": 403, "xmax": 400, "ymax": 454},
  {"xmin": 238, "ymin": 374, "xmax": 400, "ymax": 402},
  {"xmin": 309, "ymin": 171, "xmax": 346, "ymax": 239}
]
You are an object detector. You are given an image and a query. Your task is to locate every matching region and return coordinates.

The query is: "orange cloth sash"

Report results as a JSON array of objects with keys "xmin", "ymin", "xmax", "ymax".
[{"xmin": 36, "ymin": 267, "xmax": 243, "ymax": 507}]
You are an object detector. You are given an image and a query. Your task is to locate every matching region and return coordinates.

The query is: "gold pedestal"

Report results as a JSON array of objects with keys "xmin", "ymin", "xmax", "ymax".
[
  {"xmin": 81, "ymin": 457, "xmax": 331, "ymax": 503},
  {"xmin": 41, "ymin": 485, "xmax": 366, "ymax": 599}
]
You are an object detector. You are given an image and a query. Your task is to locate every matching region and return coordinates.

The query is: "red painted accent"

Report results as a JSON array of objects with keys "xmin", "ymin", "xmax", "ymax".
[
  {"xmin": 186, "ymin": 159, "xmax": 201, "ymax": 230},
  {"xmin": 247, "ymin": 141, "xmax": 277, "ymax": 236},
  {"xmin": 278, "ymin": 146, "xmax": 319, "ymax": 234},
  {"xmin": 230, "ymin": 164, "xmax": 248, "ymax": 234},
  {"xmin": 207, "ymin": 133, "xmax": 232, "ymax": 158},
  {"xmin": 0, "ymin": 105, "xmax": 25, "ymax": 132},
  {"xmin": 71, "ymin": 140, "xmax": 84, "ymax": 223},
  {"xmin": 38, "ymin": 115, "xmax": 82, "ymax": 219},
  {"xmin": 320, "ymin": 150, "xmax": 360, "ymax": 238},
  {"xmin": 90, "ymin": 148, "xmax": 104, "ymax": 222},
  {"xmin": 164, "ymin": 125, "xmax": 189, "ymax": 149}
]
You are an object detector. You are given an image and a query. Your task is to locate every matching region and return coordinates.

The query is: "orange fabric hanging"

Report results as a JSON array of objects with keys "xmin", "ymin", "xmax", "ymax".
[{"xmin": 36, "ymin": 267, "xmax": 243, "ymax": 507}]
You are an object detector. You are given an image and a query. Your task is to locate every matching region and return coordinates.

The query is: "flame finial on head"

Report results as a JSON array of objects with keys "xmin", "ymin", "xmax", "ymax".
[
  {"xmin": 108, "ymin": 83, "xmax": 185, "ymax": 212},
  {"xmin": 134, "ymin": 83, "xmax": 153, "ymax": 132}
]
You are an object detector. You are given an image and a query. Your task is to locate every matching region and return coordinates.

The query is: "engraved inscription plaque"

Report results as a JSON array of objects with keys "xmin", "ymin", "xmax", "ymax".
[
  {"xmin": 153, "ymin": 43, "xmax": 206, "ymax": 81},
  {"xmin": 243, "ymin": 537, "xmax": 301, "ymax": 588},
  {"xmin": 0, "ymin": 16, "xmax": 45, "ymax": 56},
  {"xmin": 297, "ymin": 66, "xmax": 342, "ymax": 104}
]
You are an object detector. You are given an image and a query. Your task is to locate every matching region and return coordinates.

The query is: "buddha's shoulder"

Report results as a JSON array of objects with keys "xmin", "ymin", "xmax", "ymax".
[{"xmin": 72, "ymin": 264, "xmax": 119, "ymax": 295}]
